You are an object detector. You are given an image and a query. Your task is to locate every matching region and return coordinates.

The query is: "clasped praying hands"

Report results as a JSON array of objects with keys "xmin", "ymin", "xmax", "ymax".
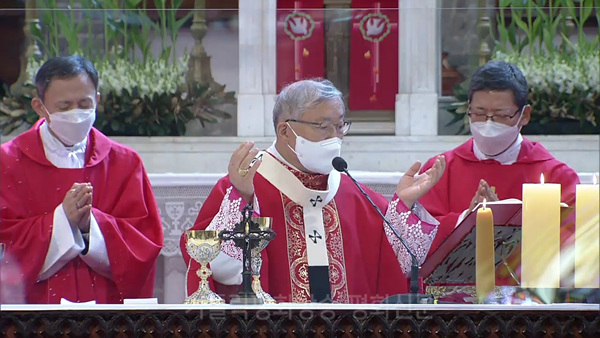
[{"xmin": 63, "ymin": 182, "xmax": 93, "ymax": 233}]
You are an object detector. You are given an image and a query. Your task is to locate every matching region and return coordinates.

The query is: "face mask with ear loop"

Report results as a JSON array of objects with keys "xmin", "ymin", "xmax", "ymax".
[
  {"xmin": 43, "ymin": 105, "xmax": 96, "ymax": 145},
  {"xmin": 286, "ymin": 123, "xmax": 342, "ymax": 174},
  {"xmin": 469, "ymin": 107, "xmax": 524, "ymax": 156}
]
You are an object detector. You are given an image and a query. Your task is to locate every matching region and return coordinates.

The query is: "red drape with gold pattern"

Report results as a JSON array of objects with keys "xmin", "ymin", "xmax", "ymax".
[
  {"xmin": 349, "ymin": 0, "xmax": 398, "ymax": 110},
  {"xmin": 276, "ymin": 0, "xmax": 325, "ymax": 93}
]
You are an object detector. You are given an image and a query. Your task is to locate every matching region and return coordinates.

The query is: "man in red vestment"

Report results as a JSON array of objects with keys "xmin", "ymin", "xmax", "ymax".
[
  {"xmin": 181, "ymin": 79, "xmax": 446, "ymax": 303},
  {"xmin": 0, "ymin": 56, "xmax": 163, "ymax": 304},
  {"xmin": 419, "ymin": 61, "xmax": 580, "ymax": 256}
]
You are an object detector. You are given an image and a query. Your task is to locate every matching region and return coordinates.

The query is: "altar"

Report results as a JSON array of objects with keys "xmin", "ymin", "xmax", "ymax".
[
  {"xmin": 149, "ymin": 172, "xmax": 598, "ymax": 304},
  {"xmin": 1, "ymin": 303, "xmax": 598, "ymax": 337}
]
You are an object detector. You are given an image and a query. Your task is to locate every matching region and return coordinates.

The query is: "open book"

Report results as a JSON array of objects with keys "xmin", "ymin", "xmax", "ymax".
[{"xmin": 420, "ymin": 199, "xmax": 571, "ymax": 286}]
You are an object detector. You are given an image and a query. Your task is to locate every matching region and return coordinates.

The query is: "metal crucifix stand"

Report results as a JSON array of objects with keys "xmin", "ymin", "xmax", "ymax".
[{"xmin": 219, "ymin": 205, "xmax": 275, "ymax": 305}]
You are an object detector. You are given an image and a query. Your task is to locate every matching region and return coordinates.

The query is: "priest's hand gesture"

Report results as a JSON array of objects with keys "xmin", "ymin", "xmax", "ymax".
[
  {"xmin": 229, "ymin": 141, "xmax": 263, "ymax": 202},
  {"xmin": 396, "ymin": 155, "xmax": 446, "ymax": 209},
  {"xmin": 469, "ymin": 179, "xmax": 499, "ymax": 210},
  {"xmin": 63, "ymin": 182, "xmax": 93, "ymax": 233}
]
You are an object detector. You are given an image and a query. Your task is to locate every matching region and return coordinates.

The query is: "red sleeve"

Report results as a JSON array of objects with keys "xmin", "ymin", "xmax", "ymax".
[
  {"xmin": 548, "ymin": 161, "xmax": 580, "ymax": 206},
  {"xmin": 344, "ymin": 181, "xmax": 410, "ymax": 301},
  {"xmin": 0, "ymin": 192, "xmax": 54, "ymax": 294},
  {"xmin": 418, "ymin": 155, "xmax": 461, "ymax": 256},
  {"xmin": 92, "ymin": 160, "xmax": 163, "ymax": 299},
  {"xmin": 0, "ymin": 146, "xmax": 54, "ymax": 296},
  {"xmin": 374, "ymin": 228, "xmax": 409, "ymax": 301}
]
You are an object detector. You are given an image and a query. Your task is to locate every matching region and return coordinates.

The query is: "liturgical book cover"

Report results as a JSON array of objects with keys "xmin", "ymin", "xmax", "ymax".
[{"xmin": 420, "ymin": 200, "xmax": 571, "ymax": 287}]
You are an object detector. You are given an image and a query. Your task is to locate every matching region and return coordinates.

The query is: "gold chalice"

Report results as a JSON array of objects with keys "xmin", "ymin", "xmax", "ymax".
[
  {"xmin": 184, "ymin": 230, "xmax": 225, "ymax": 304},
  {"xmin": 251, "ymin": 217, "xmax": 276, "ymax": 303}
]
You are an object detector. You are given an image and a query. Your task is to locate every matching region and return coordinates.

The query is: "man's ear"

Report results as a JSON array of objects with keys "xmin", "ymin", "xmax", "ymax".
[
  {"xmin": 276, "ymin": 121, "xmax": 289, "ymax": 140},
  {"xmin": 96, "ymin": 92, "xmax": 100, "ymax": 105},
  {"xmin": 31, "ymin": 98, "xmax": 49, "ymax": 120},
  {"xmin": 520, "ymin": 104, "xmax": 531, "ymax": 127}
]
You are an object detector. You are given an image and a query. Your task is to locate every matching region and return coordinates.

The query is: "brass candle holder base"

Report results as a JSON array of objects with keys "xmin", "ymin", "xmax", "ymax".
[{"xmin": 252, "ymin": 275, "xmax": 276, "ymax": 304}]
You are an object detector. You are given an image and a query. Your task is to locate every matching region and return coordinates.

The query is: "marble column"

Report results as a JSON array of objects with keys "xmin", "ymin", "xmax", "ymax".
[
  {"xmin": 395, "ymin": 0, "xmax": 439, "ymax": 136},
  {"xmin": 237, "ymin": 0, "xmax": 277, "ymax": 137}
]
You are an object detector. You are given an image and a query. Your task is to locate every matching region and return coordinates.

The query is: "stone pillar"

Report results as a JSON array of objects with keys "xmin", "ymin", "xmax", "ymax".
[
  {"xmin": 477, "ymin": 0, "xmax": 492, "ymax": 66},
  {"xmin": 10, "ymin": 0, "xmax": 42, "ymax": 97},
  {"xmin": 323, "ymin": 0, "xmax": 352, "ymax": 106},
  {"xmin": 395, "ymin": 0, "xmax": 439, "ymax": 136},
  {"xmin": 186, "ymin": 0, "xmax": 217, "ymax": 87},
  {"xmin": 237, "ymin": 0, "xmax": 277, "ymax": 137}
]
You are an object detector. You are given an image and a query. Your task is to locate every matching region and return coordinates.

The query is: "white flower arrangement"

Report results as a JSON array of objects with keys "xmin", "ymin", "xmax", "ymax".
[
  {"xmin": 493, "ymin": 49, "xmax": 600, "ymax": 126},
  {"xmin": 26, "ymin": 55, "xmax": 190, "ymax": 98}
]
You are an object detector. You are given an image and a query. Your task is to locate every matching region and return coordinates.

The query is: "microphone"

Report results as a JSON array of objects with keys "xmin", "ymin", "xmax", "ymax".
[{"xmin": 332, "ymin": 156, "xmax": 433, "ymax": 304}]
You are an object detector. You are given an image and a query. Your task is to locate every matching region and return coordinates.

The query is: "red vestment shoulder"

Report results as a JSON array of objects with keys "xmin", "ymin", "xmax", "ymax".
[
  {"xmin": 1, "ymin": 123, "xmax": 163, "ymax": 303},
  {"xmin": 419, "ymin": 137, "xmax": 580, "ymax": 256}
]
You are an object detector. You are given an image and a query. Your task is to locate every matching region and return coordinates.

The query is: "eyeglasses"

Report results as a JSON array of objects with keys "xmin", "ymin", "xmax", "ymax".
[
  {"xmin": 468, "ymin": 107, "xmax": 522, "ymax": 123},
  {"xmin": 286, "ymin": 119, "xmax": 352, "ymax": 135}
]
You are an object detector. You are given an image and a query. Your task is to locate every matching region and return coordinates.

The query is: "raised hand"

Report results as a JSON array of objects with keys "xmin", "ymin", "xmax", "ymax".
[
  {"xmin": 396, "ymin": 155, "xmax": 446, "ymax": 208},
  {"xmin": 469, "ymin": 179, "xmax": 499, "ymax": 210},
  {"xmin": 228, "ymin": 141, "xmax": 263, "ymax": 202}
]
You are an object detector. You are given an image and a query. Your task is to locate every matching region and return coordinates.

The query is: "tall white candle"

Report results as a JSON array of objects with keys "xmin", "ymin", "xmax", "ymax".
[
  {"xmin": 522, "ymin": 174, "xmax": 561, "ymax": 288},
  {"xmin": 574, "ymin": 175, "xmax": 600, "ymax": 288}
]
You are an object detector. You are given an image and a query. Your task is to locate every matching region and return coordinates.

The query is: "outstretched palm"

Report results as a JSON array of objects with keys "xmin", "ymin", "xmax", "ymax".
[{"xmin": 396, "ymin": 156, "xmax": 446, "ymax": 208}]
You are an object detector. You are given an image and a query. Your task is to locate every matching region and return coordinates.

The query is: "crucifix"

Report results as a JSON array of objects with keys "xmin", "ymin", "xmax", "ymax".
[{"xmin": 219, "ymin": 205, "xmax": 276, "ymax": 305}]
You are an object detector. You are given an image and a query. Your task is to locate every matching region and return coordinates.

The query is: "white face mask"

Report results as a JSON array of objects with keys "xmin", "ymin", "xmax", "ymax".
[
  {"xmin": 287, "ymin": 123, "xmax": 342, "ymax": 174},
  {"xmin": 45, "ymin": 106, "xmax": 96, "ymax": 146},
  {"xmin": 469, "ymin": 108, "xmax": 523, "ymax": 156}
]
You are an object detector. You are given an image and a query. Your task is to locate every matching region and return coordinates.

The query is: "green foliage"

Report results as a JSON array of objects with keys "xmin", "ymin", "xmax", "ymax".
[
  {"xmin": 0, "ymin": 84, "xmax": 40, "ymax": 135},
  {"xmin": 497, "ymin": 48, "xmax": 599, "ymax": 131},
  {"xmin": 1, "ymin": 0, "xmax": 235, "ymax": 137},
  {"xmin": 447, "ymin": 0, "xmax": 600, "ymax": 134},
  {"xmin": 443, "ymin": 81, "xmax": 470, "ymax": 135},
  {"xmin": 34, "ymin": 0, "xmax": 190, "ymax": 63},
  {"xmin": 1, "ymin": 58, "xmax": 236, "ymax": 136},
  {"xmin": 490, "ymin": 0, "xmax": 599, "ymax": 55}
]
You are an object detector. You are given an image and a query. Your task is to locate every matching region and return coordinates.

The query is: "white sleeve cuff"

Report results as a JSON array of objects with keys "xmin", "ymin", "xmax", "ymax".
[
  {"xmin": 79, "ymin": 212, "xmax": 112, "ymax": 279},
  {"xmin": 252, "ymin": 194, "xmax": 261, "ymax": 215},
  {"xmin": 456, "ymin": 209, "xmax": 470, "ymax": 227},
  {"xmin": 210, "ymin": 251, "xmax": 243, "ymax": 285},
  {"xmin": 39, "ymin": 204, "xmax": 85, "ymax": 281},
  {"xmin": 411, "ymin": 202, "xmax": 440, "ymax": 226}
]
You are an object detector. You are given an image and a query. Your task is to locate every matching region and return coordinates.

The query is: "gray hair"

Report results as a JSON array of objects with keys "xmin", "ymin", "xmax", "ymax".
[
  {"xmin": 272, "ymin": 79, "xmax": 345, "ymax": 130},
  {"xmin": 468, "ymin": 60, "xmax": 529, "ymax": 108}
]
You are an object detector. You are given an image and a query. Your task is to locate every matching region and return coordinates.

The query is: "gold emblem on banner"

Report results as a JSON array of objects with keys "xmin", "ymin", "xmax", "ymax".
[
  {"xmin": 284, "ymin": 12, "xmax": 315, "ymax": 41},
  {"xmin": 359, "ymin": 12, "xmax": 391, "ymax": 42}
]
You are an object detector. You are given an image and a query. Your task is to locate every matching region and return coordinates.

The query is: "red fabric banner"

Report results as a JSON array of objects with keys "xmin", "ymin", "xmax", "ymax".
[
  {"xmin": 349, "ymin": 0, "xmax": 398, "ymax": 110},
  {"xmin": 276, "ymin": 0, "xmax": 325, "ymax": 93}
]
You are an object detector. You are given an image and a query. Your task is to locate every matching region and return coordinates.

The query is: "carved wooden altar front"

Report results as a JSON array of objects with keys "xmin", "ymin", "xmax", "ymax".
[{"xmin": 1, "ymin": 304, "xmax": 598, "ymax": 337}]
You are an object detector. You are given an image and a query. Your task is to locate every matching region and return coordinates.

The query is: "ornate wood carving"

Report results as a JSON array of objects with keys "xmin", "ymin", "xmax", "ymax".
[{"xmin": 1, "ymin": 308, "xmax": 598, "ymax": 337}]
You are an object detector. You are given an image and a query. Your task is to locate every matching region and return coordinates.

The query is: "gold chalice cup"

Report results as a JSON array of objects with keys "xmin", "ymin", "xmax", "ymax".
[
  {"xmin": 251, "ymin": 217, "xmax": 276, "ymax": 304},
  {"xmin": 184, "ymin": 230, "xmax": 225, "ymax": 304}
]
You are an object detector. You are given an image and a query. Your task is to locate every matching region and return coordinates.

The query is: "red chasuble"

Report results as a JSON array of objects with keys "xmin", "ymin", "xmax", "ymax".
[
  {"xmin": 182, "ymin": 153, "xmax": 437, "ymax": 304},
  {"xmin": 0, "ymin": 123, "xmax": 163, "ymax": 304},
  {"xmin": 419, "ymin": 137, "xmax": 580, "ymax": 257}
]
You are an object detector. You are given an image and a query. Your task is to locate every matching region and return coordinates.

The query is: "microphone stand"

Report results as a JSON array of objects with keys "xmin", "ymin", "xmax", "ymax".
[{"xmin": 341, "ymin": 167, "xmax": 433, "ymax": 304}]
